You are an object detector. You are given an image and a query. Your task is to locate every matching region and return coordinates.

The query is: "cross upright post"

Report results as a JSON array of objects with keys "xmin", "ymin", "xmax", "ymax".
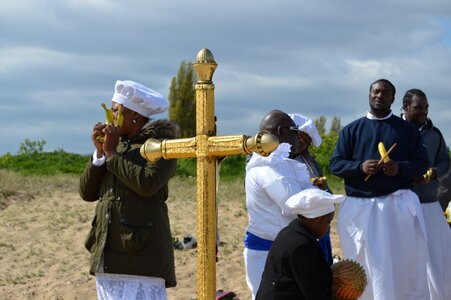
[{"xmin": 140, "ymin": 48, "xmax": 278, "ymax": 299}]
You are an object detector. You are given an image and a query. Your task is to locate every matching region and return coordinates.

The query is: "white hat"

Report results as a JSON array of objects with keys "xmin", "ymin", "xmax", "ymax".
[
  {"xmin": 288, "ymin": 113, "xmax": 322, "ymax": 147},
  {"xmin": 286, "ymin": 188, "xmax": 344, "ymax": 218},
  {"xmin": 112, "ymin": 80, "xmax": 168, "ymax": 117}
]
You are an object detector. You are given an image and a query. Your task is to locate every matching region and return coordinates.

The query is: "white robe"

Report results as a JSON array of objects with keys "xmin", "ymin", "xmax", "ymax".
[
  {"xmin": 243, "ymin": 248, "xmax": 269, "ymax": 300},
  {"xmin": 338, "ymin": 189, "xmax": 430, "ymax": 300},
  {"xmin": 422, "ymin": 202, "xmax": 451, "ymax": 300},
  {"xmin": 96, "ymin": 273, "xmax": 167, "ymax": 300},
  {"xmin": 244, "ymin": 143, "xmax": 315, "ymax": 299}
]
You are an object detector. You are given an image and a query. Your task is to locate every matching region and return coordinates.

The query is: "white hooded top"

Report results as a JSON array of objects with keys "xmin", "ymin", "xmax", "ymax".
[{"xmin": 245, "ymin": 143, "xmax": 316, "ymax": 241}]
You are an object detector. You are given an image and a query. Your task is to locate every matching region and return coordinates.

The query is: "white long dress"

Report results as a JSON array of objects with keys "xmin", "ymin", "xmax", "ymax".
[
  {"xmin": 422, "ymin": 202, "xmax": 451, "ymax": 300},
  {"xmin": 244, "ymin": 143, "xmax": 315, "ymax": 299},
  {"xmin": 96, "ymin": 273, "xmax": 167, "ymax": 300},
  {"xmin": 338, "ymin": 189, "xmax": 431, "ymax": 300}
]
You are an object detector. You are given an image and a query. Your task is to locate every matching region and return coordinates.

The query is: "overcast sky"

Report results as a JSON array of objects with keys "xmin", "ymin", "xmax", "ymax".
[{"xmin": 1, "ymin": 0, "xmax": 450, "ymax": 155}]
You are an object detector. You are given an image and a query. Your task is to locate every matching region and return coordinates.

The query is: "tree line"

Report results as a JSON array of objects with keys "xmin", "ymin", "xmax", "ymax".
[{"xmin": 168, "ymin": 61, "xmax": 342, "ymax": 176}]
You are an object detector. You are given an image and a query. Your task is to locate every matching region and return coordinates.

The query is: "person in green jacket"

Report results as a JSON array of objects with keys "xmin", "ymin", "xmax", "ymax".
[{"xmin": 79, "ymin": 80, "xmax": 180, "ymax": 300}]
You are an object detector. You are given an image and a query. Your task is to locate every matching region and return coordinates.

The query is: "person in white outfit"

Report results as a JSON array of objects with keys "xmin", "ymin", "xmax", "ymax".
[{"xmin": 243, "ymin": 110, "xmax": 318, "ymax": 299}]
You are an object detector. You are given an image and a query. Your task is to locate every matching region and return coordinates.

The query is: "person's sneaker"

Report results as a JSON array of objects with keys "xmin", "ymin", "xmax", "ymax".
[
  {"xmin": 216, "ymin": 289, "xmax": 237, "ymax": 300},
  {"xmin": 183, "ymin": 236, "xmax": 197, "ymax": 249},
  {"xmin": 173, "ymin": 237, "xmax": 184, "ymax": 250}
]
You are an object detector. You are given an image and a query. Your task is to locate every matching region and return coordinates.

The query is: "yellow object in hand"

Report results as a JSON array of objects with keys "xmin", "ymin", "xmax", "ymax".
[
  {"xmin": 378, "ymin": 142, "xmax": 390, "ymax": 163},
  {"xmin": 311, "ymin": 176, "xmax": 326, "ymax": 186},
  {"xmin": 365, "ymin": 142, "xmax": 397, "ymax": 182},
  {"xmin": 96, "ymin": 103, "xmax": 115, "ymax": 143},
  {"xmin": 445, "ymin": 202, "xmax": 451, "ymax": 224},
  {"xmin": 116, "ymin": 104, "xmax": 124, "ymax": 128},
  {"xmin": 101, "ymin": 103, "xmax": 114, "ymax": 124},
  {"xmin": 423, "ymin": 168, "xmax": 433, "ymax": 183}
]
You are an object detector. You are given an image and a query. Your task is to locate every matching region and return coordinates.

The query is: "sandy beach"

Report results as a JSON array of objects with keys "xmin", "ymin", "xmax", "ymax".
[{"xmin": 0, "ymin": 174, "xmax": 342, "ymax": 300}]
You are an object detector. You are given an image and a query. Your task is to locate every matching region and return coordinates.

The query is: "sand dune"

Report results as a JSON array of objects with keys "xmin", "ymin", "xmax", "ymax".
[{"xmin": 0, "ymin": 175, "xmax": 341, "ymax": 300}]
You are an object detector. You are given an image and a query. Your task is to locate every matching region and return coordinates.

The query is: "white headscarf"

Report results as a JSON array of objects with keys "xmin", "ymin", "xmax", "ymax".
[
  {"xmin": 288, "ymin": 113, "xmax": 322, "ymax": 147},
  {"xmin": 112, "ymin": 80, "xmax": 168, "ymax": 117},
  {"xmin": 286, "ymin": 188, "xmax": 344, "ymax": 218}
]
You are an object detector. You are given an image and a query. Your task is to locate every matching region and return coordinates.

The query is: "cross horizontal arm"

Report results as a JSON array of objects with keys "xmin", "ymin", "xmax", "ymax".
[{"xmin": 140, "ymin": 131, "xmax": 278, "ymax": 163}]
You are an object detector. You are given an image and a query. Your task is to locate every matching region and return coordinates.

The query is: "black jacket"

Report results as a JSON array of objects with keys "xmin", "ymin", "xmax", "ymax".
[
  {"xmin": 256, "ymin": 219, "xmax": 332, "ymax": 300},
  {"xmin": 410, "ymin": 117, "xmax": 450, "ymax": 203},
  {"xmin": 438, "ymin": 161, "xmax": 451, "ymax": 210}
]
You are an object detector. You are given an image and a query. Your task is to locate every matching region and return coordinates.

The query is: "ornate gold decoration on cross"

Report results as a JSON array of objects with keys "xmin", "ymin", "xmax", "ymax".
[{"xmin": 140, "ymin": 48, "xmax": 278, "ymax": 300}]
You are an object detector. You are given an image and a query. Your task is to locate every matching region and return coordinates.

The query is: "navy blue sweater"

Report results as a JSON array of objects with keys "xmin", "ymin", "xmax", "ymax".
[{"xmin": 330, "ymin": 114, "xmax": 429, "ymax": 198}]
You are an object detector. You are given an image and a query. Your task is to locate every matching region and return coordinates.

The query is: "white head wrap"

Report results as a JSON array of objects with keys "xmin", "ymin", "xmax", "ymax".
[
  {"xmin": 286, "ymin": 188, "xmax": 344, "ymax": 218},
  {"xmin": 112, "ymin": 80, "xmax": 168, "ymax": 117},
  {"xmin": 288, "ymin": 113, "xmax": 322, "ymax": 147}
]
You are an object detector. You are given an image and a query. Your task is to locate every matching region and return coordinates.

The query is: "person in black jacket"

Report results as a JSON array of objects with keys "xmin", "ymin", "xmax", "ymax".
[
  {"xmin": 402, "ymin": 88, "xmax": 451, "ymax": 299},
  {"xmin": 438, "ymin": 163, "xmax": 451, "ymax": 212},
  {"xmin": 256, "ymin": 188, "xmax": 344, "ymax": 300}
]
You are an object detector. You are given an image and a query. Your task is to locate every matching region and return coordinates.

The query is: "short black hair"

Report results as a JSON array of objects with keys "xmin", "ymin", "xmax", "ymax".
[
  {"xmin": 370, "ymin": 79, "xmax": 396, "ymax": 96},
  {"xmin": 260, "ymin": 109, "xmax": 292, "ymax": 133},
  {"xmin": 402, "ymin": 89, "xmax": 427, "ymax": 109}
]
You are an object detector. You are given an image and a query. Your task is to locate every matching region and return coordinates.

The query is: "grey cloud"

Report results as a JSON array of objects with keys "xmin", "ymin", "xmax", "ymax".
[{"xmin": 1, "ymin": 1, "xmax": 451, "ymax": 154}]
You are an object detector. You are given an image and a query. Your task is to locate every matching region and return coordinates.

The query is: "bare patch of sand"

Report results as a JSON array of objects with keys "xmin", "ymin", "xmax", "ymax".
[{"xmin": 0, "ymin": 176, "xmax": 341, "ymax": 300}]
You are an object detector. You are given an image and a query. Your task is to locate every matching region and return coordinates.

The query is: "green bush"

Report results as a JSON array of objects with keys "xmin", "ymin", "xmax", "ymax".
[
  {"xmin": 310, "ymin": 131, "xmax": 339, "ymax": 177},
  {"xmin": 0, "ymin": 150, "xmax": 89, "ymax": 175},
  {"xmin": 0, "ymin": 133, "xmax": 341, "ymax": 183},
  {"xmin": 175, "ymin": 158, "xmax": 196, "ymax": 177},
  {"xmin": 218, "ymin": 155, "xmax": 247, "ymax": 179},
  {"xmin": 0, "ymin": 149, "xmax": 247, "ymax": 178},
  {"xmin": 174, "ymin": 155, "xmax": 247, "ymax": 180}
]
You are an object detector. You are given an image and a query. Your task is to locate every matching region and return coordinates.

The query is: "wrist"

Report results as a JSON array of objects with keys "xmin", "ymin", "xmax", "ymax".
[
  {"xmin": 96, "ymin": 150, "xmax": 105, "ymax": 159},
  {"xmin": 105, "ymin": 151, "xmax": 117, "ymax": 161},
  {"xmin": 92, "ymin": 150, "xmax": 106, "ymax": 167}
]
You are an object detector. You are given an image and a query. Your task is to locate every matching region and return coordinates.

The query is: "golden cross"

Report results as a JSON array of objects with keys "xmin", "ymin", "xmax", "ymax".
[{"xmin": 140, "ymin": 48, "xmax": 278, "ymax": 300}]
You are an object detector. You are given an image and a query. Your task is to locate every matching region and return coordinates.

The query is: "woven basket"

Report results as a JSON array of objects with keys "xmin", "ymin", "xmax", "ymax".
[{"xmin": 331, "ymin": 259, "xmax": 367, "ymax": 300}]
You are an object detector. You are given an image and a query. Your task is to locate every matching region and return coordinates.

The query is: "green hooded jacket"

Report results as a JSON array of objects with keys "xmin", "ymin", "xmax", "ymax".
[{"xmin": 79, "ymin": 119, "xmax": 179, "ymax": 287}]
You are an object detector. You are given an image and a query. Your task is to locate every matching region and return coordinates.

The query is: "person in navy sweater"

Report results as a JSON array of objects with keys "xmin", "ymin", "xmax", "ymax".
[{"xmin": 329, "ymin": 79, "xmax": 430, "ymax": 300}]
